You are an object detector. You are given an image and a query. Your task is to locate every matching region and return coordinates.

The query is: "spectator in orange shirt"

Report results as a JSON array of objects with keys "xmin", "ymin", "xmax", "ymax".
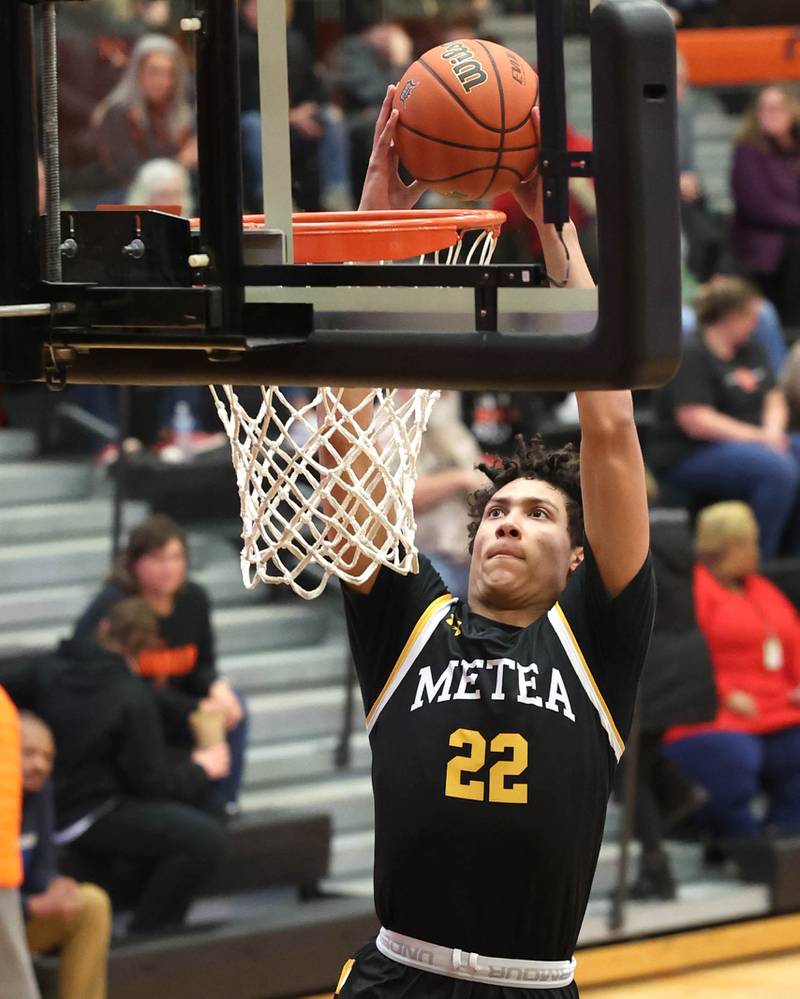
[{"xmin": 0, "ymin": 687, "xmax": 40, "ymax": 999}]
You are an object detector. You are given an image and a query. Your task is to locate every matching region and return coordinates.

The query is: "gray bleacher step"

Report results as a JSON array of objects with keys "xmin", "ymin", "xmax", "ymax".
[
  {"xmin": 0, "ymin": 600, "xmax": 330, "ymax": 658},
  {"xmin": 0, "ymin": 582, "xmax": 95, "ymax": 630},
  {"xmin": 325, "ymin": 835, "xmax": 706, "ymax": 891},
  {"xmin": 322, "ymin": 874, "xmax": 373, "ymax": 897},
  {"xmin": 590, "ymin": 840, "xmax": 705, "ymax": 897},
  {"xmin": 215, "ymin": 602, "xmax": 329, "ymax": 655},
  {"xmin": 0, "ymin": 461, "xmax": 93, "ymax": 507},
  {"xmin": 192, "ymin": 560, "xmax": 263, "ymax": 607},
  {"xmin": 323, "ymin": 879, "xmax": 772, "ymax": 934},
  {"xmin": 243, "ymin": 732, "xmax": 370, "ymax": 789},
  {"xmin": 578, "ymin": 880, "xmax": 770, "ymax": 947},
  {"xmin": 0, "ymin": 430, "xmax": 37, "ymax": 461},
  {"xmin": 0, "ymin": 561, "xmax": 259, "ymax": 629},
  {"xmin": 247, "ymin": 686, "xmax": 363, "ymax": 744},
  {"xmin": 220, "ymin": 638, "xmax": 351, "ymax": 693},
  {"xmin": 241, "ymin": 773, "xmax": 374, "ymax": 834},
  {"xmin": 0, "ymin": 498, "xmax": 148, "ymax": 544},
  {"xmin": 603, "ymin": 800, "xmax": 621, "ymax": 840},
  {"xmin": 0, "ymin": 621, "xmax": 67, "ymax": 656},
  {"xmin": 0, "ymin": 536, "xmax": 113, "ymax": 592},
  {"xmin": 331, "ymin": 829, "xmax": 374, "ymax": 880}
]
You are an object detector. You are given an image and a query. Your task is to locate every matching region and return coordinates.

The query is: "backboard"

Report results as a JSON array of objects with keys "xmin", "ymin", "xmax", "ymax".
[{"xmin": 0, "ymin": 0, "xmax": 682, "ymax": 392}]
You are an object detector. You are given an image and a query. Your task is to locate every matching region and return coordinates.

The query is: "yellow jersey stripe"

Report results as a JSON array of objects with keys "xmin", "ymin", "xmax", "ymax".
[
  {"xmin": 548, "ymin": 602, "xmax": 625, "ymax": 760},
  {"xmin": 365, "ymin": 592, "xmax": 455, "ymax": 733},
  {"xmin": 335, "ymin": 957, "xmax": 355, "ymax": 994}
]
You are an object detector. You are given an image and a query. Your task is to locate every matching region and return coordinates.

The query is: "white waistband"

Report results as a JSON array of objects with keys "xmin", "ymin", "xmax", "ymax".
[{"xmin": 376, "ymin": 927, "xmax": 576, "ymax": 990}]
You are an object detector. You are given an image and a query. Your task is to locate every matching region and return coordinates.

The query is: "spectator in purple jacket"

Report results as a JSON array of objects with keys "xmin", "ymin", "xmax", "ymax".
[{"xmin": 731, "ymin": 85, "xmax": 800, "ymax": 327}]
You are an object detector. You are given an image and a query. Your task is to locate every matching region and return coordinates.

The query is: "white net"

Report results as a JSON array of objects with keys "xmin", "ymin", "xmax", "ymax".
[
  {"xmin": 211, "ymin": 385, "xmax": 439, "ymax": 599},
  {"xmin": 213, "ymin": 214, "xmax": 501, "ymax": 599}
]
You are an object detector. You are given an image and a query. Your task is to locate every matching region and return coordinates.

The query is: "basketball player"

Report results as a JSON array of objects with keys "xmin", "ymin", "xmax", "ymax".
[{"xmin": 331, "ymin": 89, "xmax": 655, "ymax": 997}]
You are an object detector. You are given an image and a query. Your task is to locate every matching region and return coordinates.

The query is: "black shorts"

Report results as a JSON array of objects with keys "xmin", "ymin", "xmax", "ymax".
[{"xmin": 335, "ymin": 940, "xmax": 581, "ymax": 999}]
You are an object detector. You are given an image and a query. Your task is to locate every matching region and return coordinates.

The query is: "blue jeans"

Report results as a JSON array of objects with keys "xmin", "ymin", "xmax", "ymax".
[
  {"xmin": 665, "ymin": 727, "xmax": 800, "ymax": 838},
  {"xmin": 214, "ymin": 689, "xmax": 249, "ymax": 807},
  {"xmin": 668, "ymin": 435, "xmax": 800, "ymax": 559}
]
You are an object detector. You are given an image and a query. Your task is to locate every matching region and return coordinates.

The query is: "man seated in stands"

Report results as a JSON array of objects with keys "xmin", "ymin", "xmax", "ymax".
[
  {"xmin": 0, "ymin": 599, "xmax": 228, "ymax": 934},
  {"xmin": 647, "ymin": 277, "xmax": 800, "ymax": 561},
  {"xmin": 20, "ymin": 712, "xmax": 111, "ymax": 999}
]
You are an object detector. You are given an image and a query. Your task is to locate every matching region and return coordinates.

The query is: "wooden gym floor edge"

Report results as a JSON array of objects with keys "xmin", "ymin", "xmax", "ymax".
[
  {"xmin": 576, "ymin": 912, "xmax": 800, "ymax": 988},
  {"xmin": 302, "ymin": 913, "xmax": 800, "ymax": 997}
]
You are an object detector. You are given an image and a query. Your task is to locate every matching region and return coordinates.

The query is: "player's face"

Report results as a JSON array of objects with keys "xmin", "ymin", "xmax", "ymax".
[{"xmin": 468, "ymin": 477, "xmax": 582, "ymax": 615}]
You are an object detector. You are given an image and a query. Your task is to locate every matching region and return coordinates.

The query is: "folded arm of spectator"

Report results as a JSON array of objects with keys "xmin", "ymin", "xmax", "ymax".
[
  {"xmin": 725, "ymin": 689, "xmax": 759, "ymax": 718},
  {"xmin": 732, "ymin": 145, "xmax": 800, "ymax": 230},
  {"xmin": 116, "ymin": 688, "xmax": 228, "ymax": 803},
  {"xmin": 676, "ymin": 404, "xmax": 768, "ymax": 445}
]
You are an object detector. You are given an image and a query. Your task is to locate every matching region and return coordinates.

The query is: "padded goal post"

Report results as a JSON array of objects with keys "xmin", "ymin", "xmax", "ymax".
[{"xmin": 0, "ymin": 0, "xmax": 681, "ymax": 392}]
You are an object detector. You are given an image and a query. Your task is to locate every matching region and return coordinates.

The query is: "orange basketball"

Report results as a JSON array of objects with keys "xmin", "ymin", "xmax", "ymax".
[{"xmin": 392, "ymin": 39, "xmax": 539, "ymax": 200}]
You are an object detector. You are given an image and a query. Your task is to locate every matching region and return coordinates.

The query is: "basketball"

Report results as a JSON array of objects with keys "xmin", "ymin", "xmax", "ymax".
[{"xmin": 392, "ymin": 39, "xmax": 539, "ymax": 200}]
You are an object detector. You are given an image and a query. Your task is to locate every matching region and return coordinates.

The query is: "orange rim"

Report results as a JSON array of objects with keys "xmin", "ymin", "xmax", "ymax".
[{"xmin": 190, "ymin": 209, "xmax": 506, "ymax": 264}]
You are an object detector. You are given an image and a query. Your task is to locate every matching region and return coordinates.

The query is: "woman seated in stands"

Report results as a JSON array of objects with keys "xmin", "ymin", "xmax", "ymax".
[
  {"xmin": 73, "ymin": 514, "xmax": 248, "ymax": 814},
  {"xmin": 731, "ymin": 84, "xmax": 800, "ymax": 328},
  {"xmin": 664, "ymin": 502, "xmax": 800, "ymax": 839},
  {"xmin": 92, "ymin": 34, "xmax": 197, "ymax": 202},
  {"xmin": 0, "ymin": 599, "xmax": 227, "ymax": 933},
  {"xmin": 648, "ymin": 277, "xmax": 800, "ymax": 560}
]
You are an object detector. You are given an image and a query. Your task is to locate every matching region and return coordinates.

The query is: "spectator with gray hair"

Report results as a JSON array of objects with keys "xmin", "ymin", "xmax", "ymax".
[
  {"xmin": 93, "ymin": 34, "xmax": 197, "ymax": 202},
  {"xmin": 126, "ymin": 157, "xmax": 194, "ymax": 216}
]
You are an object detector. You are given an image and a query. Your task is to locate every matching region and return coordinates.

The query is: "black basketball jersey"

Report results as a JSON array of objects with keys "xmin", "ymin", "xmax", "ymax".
[{"xmin": 343, "ymin": 543, "xmax": 655, "ymax": 962}]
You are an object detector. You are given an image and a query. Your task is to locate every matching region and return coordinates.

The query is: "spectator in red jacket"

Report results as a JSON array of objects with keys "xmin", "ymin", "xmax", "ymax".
[{"xmin": 664, "ymin": 501, "xmax": 800, "ymax": 838}]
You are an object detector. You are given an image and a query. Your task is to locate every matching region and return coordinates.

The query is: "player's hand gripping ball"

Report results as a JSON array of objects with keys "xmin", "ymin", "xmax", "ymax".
[{"xmin": 392, "ymin": 38, "xmax": 540, "ymax": 200}]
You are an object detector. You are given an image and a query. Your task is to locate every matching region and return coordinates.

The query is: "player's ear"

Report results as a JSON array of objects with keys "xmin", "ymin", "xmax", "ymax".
[{"xmin": 568, "ymin": 545, "xmax": 584, "ymax": 574}]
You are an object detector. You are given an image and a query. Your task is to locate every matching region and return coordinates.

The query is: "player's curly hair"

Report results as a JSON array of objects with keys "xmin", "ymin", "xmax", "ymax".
[{"xmin": 467, "ymin": 435, "xmax": 583, "ymax": 553}]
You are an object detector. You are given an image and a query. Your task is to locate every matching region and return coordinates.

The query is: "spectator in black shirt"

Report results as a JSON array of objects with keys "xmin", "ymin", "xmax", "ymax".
[
  {"xmin": 73, "ymin": 514, "xmax": 248, "ymax": 813},
  {"xmin": 239, "ymin": 0, "xmax": 324, "ymax": 211},
  {"xmin": 0, "ymin": 600, "xmax": 227, "ymax": 933},
  {"xmin": 648, "ymin": 277, "xmax": 800, "ymax": 559}
]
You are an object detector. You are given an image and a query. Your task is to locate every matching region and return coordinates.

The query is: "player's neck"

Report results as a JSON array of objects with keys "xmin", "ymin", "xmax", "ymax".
[{"xmin": 468, "ymin": 595, "xmax": 551, "ymax": 629}]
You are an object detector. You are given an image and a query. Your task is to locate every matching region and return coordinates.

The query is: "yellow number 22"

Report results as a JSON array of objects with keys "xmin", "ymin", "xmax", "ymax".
[{"xmin": 445, "ymin": 729, "xmax": 528, "ymax": 804}]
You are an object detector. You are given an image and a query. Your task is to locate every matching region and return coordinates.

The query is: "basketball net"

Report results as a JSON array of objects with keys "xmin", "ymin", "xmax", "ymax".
[{"xmin": 210, "ymin": 210, "xmax": 504, "ymax": 599}]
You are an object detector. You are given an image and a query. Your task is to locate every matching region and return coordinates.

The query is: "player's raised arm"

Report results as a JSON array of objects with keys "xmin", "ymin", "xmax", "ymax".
[
  {"xmin": 514, "ymin": 150, "xmax": 649, "ymax": 597},
  {"xmin": 326, "ymin": 88, "xmax": 428, "ymax": 594}
]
